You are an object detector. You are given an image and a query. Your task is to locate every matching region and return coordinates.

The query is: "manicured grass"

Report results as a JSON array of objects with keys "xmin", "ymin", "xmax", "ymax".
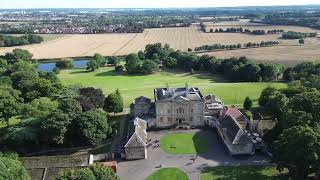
[
  {"xmin": 58, "ymin": 67, "xmax": 287, "ymax": 107},
  {"xmin": 200, "ymin": 166, "xmax": 288, "ymax": 180},
  {"xmin": 160, "ymin": 133, "xmax": 208, "ymax": 154},
  {"xmin": 147, "ymin": 168, "xmax": 188, "ymax": 180}
]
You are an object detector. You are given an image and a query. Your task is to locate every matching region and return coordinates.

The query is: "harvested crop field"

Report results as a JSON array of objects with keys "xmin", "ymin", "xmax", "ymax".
[{"xmin": 1, "ymin": 23, "xmax": 320, "ymax": 65}]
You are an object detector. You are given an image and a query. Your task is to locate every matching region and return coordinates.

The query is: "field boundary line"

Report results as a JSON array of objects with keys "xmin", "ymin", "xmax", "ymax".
[{"xmin": 112, "ymin": 33, "xmax": 139, "ymax": 56}]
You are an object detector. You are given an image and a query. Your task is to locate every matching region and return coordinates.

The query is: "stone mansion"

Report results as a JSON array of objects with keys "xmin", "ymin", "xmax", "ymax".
[
  {"xmin": 124, "ymin": 86, "xmax": 273, "ymax": 160},
  {"xmin": 130, "ymin": 86, "xmax": 223, "ymax": 129}
]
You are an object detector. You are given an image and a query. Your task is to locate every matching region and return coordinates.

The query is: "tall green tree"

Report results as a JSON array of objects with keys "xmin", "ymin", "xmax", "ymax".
[
  {"xmin": 142, "ymin": 60, "xmax": 159, "ymax": 74},
  {"xmin": 104, "ymin": 90, "xmax": 123, "ymax": 114},
  {"xmin": 93, "ymin": 53, "xmax": 106, "ymax": 66},
  {"xmin": 274, "ymin": 126, "xmax": 320, "ymax": 179},
  {"xmin": 125, "ymin": 53, "xmax": 141, "ymax": 74},
  {"xmin": 0, "ymin": 87, "xmax": 23, "ymax": 126},
  {"xmin": 74, "ymin": 110, "xmax": 111, "ymax": 145},
  {"xmin": 243, "ymin": 97, "xmax": 253, "ymax": 110},
  {"xmin": 24, "ymin": 97, "xmax": 59, "ymax": 119},
  {"xmin": 41, "ymin": 109, "xmax": 72, "ymax": 145},
  {"xmin": 86, "ymin": 59, "xmax": 100, "ymax": 72},
  {"xmin": 107, "ymin": 56, "xmax": 120, "ymax": 66}
]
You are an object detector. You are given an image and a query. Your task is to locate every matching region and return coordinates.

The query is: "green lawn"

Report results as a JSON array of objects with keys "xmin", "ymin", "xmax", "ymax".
[
  {"xmin": 58, "ymin": 67, "xmax": 287, "ymax": 107},
  {"xmin": 160, "ymin": 133, "xmax": 208, "ymax": 154},
  {"xmin": 200, "ymin": 166, "xmax": 288, "ymax": 180},
  {"xmin": 147, "ymin": 168, "xmax": 188, "ymax": 180}
]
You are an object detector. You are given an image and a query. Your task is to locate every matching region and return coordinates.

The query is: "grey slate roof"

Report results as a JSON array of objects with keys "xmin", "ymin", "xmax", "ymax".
[
  {"xmin": 134, "ymin": 96, "xmax": 151, "ymax": 104},
  {"xmin": 125, "ymin": 117, "xmax": 147, "ymax": 148},
  {"xmin": 219, "ymin": 115, "xmax": 251, "ymax": 145},
  {"xmin": 154, "ymin": 87, "xmax": 203, "ymax": 101}
]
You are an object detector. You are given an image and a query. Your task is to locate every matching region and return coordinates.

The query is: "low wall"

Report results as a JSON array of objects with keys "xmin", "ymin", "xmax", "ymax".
[{"xmin": 20, "ymin": 154, "xmax": 90, "ymax": 169}]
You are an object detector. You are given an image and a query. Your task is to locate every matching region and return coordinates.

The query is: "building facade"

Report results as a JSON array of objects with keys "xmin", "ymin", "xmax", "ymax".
[{"xmin": 154, "ymin": 87, "xmax": 206, "ymax": 128}]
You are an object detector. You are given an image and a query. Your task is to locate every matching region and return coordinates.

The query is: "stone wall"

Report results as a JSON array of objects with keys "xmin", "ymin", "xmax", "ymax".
[
  {"xmin": 125, "ymin": 146, "xmax": 147, "ymax": 160},
  {"xmin": 20, "ymin": 154, "xmax": 90, "ymax": 169}
]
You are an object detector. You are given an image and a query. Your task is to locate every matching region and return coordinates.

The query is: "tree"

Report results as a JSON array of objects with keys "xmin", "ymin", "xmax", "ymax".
[
  {"xmin": 104, "ymin": 90, "xmax": 123, "ymax": 114},
  {"xmin": 115, "ymin": 65, "xmax": 124, "ymax": 73},
  {"xmin": 89, "ymin": 164, "xmax": 119, "ymax": 180},
  {"xmin": 163, "ymin": 57, "xmax": 178, "ymax": 68},
  {"xmin": 299, "ymin": 38, "xmax": 305, "ymax": 45},
  {"xmin": 4, "ymin": 49, "xmax": 33, "ymax": 64},
  {"xmin": 24, "ymin": 34, "xmax": 44, "ymax": 44},
  {"xmin": 24, "ymin": 97, "xmax": 59, "ymax": 119},
  {"xmin": 141, "ymin": 60, "xmax": 159, "ymax": 74},
  {"xmin": 259, "ymin": 87, "xmax": 277, "ymax": 107},
  {"xmin": 93, "ymin": 53, "xmax": 106, "ymax": 66},
  {"xmin": 0, "ymin": 87, "xmax": 23, "ymax": 126},
  {"xmin": 243, "ymin": 97, "xmax": 253, "ymax": 110},
  {"xmin": 125, "ymin": 53, "xmax": 141, "ymax": 74},
  {"xmin": 41, "ymin": 109, "xmax": 72, "ymax": 145},
  {"xmin": 274, "ymin": 126, "xmax": 320, "ymax": 179},
  {"xmin": 58, "ymin": 98, "xmax": 82, "ymax": 118},
  {"xmin": 56, "ymin": 58, "xmax": 74, "ymax": 69},
  {"xmin": 86, "ymin": 60, "xmax": 100, "ymax": 72},
  {"xmin": 74, "ymin": 110, "xmax": 111, "ymax": 145},
  {"xmin": 78, "ymin": 87, "xmax": 105, "ymax": 111},
  {"xmin": 0, "ymin": 155, "xmax": 30, "ymax": 180},
  {"xmin": 0, "ymin": 76, "xmax": 12, "ymax": 87},
  {"xmin": 57, "ymin": 168, "xmax": 96, "ymax": 180},
  {"xmin": 57, "ymin": 165, "xmax": 119, "ymax": 180},
  {"xmin": 108, "ymin": 56, "xmax": 120, "ymax": 66}
]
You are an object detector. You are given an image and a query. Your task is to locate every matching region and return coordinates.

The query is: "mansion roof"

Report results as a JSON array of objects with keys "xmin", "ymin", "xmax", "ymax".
[{"xmin": 154, "ymin": 87, "xmax": 204, "ymax": 101}]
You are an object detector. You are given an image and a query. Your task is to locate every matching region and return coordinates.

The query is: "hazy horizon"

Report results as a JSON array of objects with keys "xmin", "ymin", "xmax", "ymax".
[{"xmin": 1, "ymin": 0, "xmax": 320, "ymax": 9}]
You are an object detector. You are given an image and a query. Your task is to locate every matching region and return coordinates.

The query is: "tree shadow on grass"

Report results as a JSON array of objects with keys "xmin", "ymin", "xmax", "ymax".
[
  {"xmin": 201, "ymin": 166, "xmax": 289, "ymax": 180},
  {"xmin": 95, "ymin": 70, "xmax": 148, "ymax": 77},
  {"xmin": 192, "ymin": 130, "xmax": 210, "ymax": 154},
  {"xmin": 69, "ymin": 70, "xmax": 89, "ymax": 74}
]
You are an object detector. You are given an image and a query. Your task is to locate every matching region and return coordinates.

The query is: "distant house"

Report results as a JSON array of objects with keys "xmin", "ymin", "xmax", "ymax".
[
  {"xmin": 124, "ymin": 117, "xmax": 147, "ymax": 160},
  {"xmin": 216, "ymin": 115, "xmax": 254, "ymax": 155}
]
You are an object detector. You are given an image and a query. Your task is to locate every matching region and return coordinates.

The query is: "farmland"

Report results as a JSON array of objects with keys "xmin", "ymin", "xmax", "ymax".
[
  {"xmin": 1, "ymin": 22, "xmax": 320, "ymax": 64},
  {"xmin": 57, "ymin": 67, "xmax": 286, "ymax": 107}
]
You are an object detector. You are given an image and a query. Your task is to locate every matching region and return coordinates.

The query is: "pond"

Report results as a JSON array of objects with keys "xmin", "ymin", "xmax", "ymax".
[{"xmin": 37, "ymin": 59, "xmax": 89, "ymax": 72}]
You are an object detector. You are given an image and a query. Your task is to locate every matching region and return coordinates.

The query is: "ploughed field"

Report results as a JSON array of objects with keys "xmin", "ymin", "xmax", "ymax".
[
  {"xmin": 57, "ymin": 67, "xmax": 286, "ymax": 108},
  {"xmin": 1, "ymin": 21, "xmax": 320, "ymax": 65}
]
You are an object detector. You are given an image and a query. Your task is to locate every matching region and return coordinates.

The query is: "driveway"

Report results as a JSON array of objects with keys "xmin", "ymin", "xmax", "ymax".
[{"xmin": 117, "ymin": 129, "xmax": 270, "ymax": 180}]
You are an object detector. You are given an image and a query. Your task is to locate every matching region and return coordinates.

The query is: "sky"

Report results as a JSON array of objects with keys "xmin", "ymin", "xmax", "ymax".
[{"xmin": 1, "ymin": 0, "xmax": 320, "ymax": 9}]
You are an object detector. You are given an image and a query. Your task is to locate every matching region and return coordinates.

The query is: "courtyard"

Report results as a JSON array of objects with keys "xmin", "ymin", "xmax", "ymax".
[{"xmin": 117, "ymin": 129, "xmax": 270, "ymax": 180}]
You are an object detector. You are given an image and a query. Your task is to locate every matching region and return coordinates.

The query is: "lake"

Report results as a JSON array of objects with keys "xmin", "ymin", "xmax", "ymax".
[{"xmin": 37, "ymin": 59, "xmax": 89, "ymax": 72}]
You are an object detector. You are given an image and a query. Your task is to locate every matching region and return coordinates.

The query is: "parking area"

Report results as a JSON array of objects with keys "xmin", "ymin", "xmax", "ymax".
[{"xmin": 116, "ymin": 129, "xmax": 270, "ymax": 180}]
